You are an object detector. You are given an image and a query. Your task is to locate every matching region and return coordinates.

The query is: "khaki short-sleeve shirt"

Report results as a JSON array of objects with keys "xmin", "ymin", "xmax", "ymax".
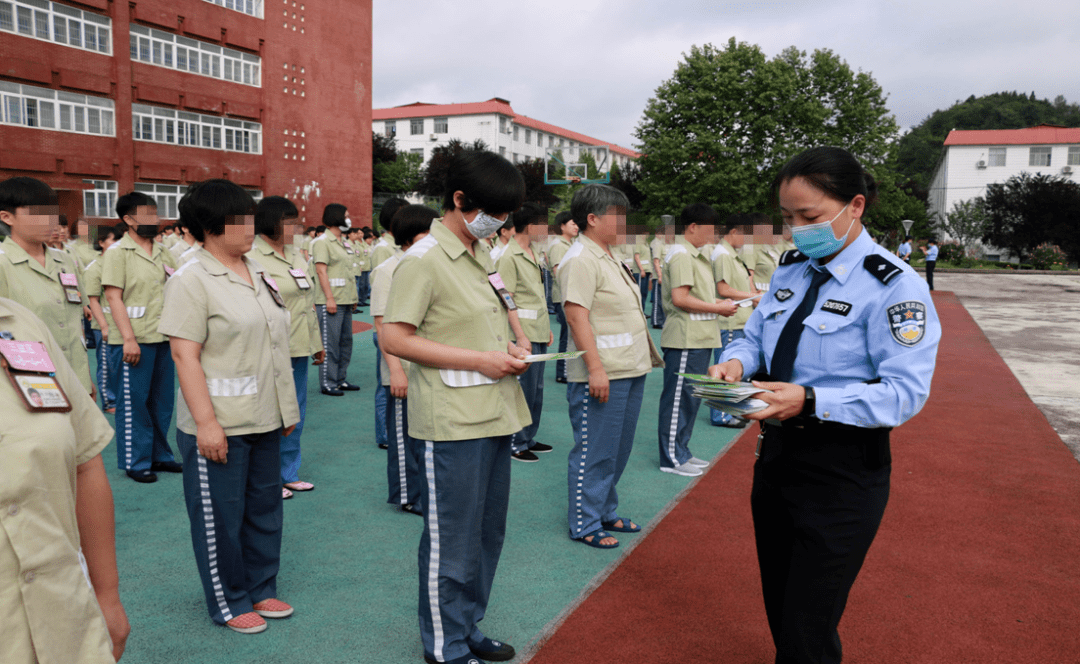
[
  {"xmin": 497, "ymin": 241, "xmax": 550, "ymax": 342},
  {"xmin": 547, "ymin": 236, "xmax": 573, "ymax": 303},
  {"xmin": 69, "ymin": 239, "xmax": 99, "ymax": 273},
  {"xmin": 558, "ymin": 235, "xmax": 662, "ymax": 381},
  {"xmin": 82, "ymin": 258, "xmax": 112, "ymax": 332},
  {"xmin": 753, "ymin": 243, "xmax": 783, "ymax": 288},
  {"xmin": 310, "ymin": 232, "xmax": 359, "ymax": 306},
  {"xmin": 370, "ymin": 251, "xmax": 411, "ymax": 386},
  {"xmin": 0, "ymin": 238, "xmax": 91, "ymax": 392},
  {"xmin": 100, "ymin": 234, "xmax": 177, "ymax": 343},
  {"xmin": 0, "ymin": 297, "xmax": 116, "ymax": 664},
  {"xmin": 247, "ymin": 237, "xmax": 323, "ymax": 358},
  {"xmin": 712, "ymin": 239, "xmax": 754, "ymax": 330},
  {"xmin": 383, "ymin": 221, "xmax": 531, "ymax": 442},
  {"xmin": 368, "ymin": 237, "xmax": 397, "ymax": 271},
  {"xmin": 158, "ymin": 249, "xmax": 300, "ymax": 436},
  {"xmin": 661, "ymin": 237, "xmax": 722, "ymax": 349}
]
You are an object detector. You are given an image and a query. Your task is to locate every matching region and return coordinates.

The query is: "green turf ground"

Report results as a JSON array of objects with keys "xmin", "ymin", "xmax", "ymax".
[{"xmin": 94, "ymin": 308, "xmax": 741, "ymax": 663}]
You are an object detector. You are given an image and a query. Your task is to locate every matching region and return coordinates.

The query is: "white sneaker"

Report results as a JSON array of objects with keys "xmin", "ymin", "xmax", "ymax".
[
  {"xmin": 660, "ymin": 462, "xmax": 703, "ymax": 477},
  {"xmin": 688, "ymin": 456, "xmax": 710, "ymax": 468}
]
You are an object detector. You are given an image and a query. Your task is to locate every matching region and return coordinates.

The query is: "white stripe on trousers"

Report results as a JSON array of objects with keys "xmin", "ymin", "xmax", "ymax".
[
  {"xmin": 319, "ymin": 306, "xmax": 331, "ymax": 389},
  {"xmin": 423, "ymin": 441, "xmax": 446, "ymax": 661},
  {"xmin": 122, "ymin": 361, "xmax": 133, "ymax": 469},
  {"xmin": 197, "ymin": 456, "xmax": 233, "ymax": 622},
  {"xmin": 394, "ymin": 399, "xmax": 408, "ymax": 506},
  {"xmin": 573, "ymin": 393, "xmax": 589, "ymax": 536},
  {"xmin": 98, "ymin": 342, "xmax": 109, "ymax": 405},
  {"xmin": 667, "ymin": 350, "xmax": 689, "ymax": 466}
]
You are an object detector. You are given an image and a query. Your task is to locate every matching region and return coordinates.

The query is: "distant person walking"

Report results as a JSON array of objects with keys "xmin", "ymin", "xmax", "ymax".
[{"xmin": 922, "ymin": 238, "xmax": 938, "ymax": 290}]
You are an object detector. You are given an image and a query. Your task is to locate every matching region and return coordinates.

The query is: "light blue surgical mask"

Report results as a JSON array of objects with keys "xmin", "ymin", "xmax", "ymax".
[
  {"xmin": 464, "ymin": 210, "xmax": 505, "ymax": 240},
  {"xmin": 789, "ymin": 202, "xmax": 854, "ymax": 259}
]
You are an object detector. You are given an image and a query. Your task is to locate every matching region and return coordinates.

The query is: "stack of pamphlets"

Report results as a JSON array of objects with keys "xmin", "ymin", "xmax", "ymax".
[{"xmin": 679, "ymin": 374, "xmax": 771, "ymax": 416}]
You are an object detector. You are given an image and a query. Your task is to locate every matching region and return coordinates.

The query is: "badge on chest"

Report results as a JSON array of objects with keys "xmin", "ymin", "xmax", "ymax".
[
  {"xmin": 288, "ymin": 268, "xmax": 311, "ymax": 290},
  {"xmin": 0, "ymin": 338, "xmax": 73, "ymax": 412},
  {"xmin": 59, "ymin": 272, "xmax": 82, "ymax": 304},
  {"xmin": 487, "ymin": 272, "xmax": 517, "ymax": 311},
  {"xmin": 261, "ymin": 274, "xmax": 286, "ymax": 308},
  {"xmin": 774, "ymin": 288, "xmax": 794, "ymax": 302}
]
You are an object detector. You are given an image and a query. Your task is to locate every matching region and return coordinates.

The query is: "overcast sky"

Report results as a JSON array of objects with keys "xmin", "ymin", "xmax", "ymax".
[{"xmin": 372, "ymin": 0, "xmax": 1080, "ymax": 152}]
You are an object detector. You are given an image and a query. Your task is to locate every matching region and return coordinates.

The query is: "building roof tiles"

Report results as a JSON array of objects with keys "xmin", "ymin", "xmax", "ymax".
[{"xmin": 944, "ymin": 125, "xmax": 1080, "ymax": 146}]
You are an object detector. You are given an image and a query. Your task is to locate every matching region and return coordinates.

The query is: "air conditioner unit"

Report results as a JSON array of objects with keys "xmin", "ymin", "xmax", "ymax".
[
  {"xmin": 976, "ymin": 160, "xmax": 987, "ymax": 169},
  {"xmin": 1063, "ymin": 165, "xmax": 1074, "ymax": 175},
  {"xmin": 429, "ymin": 134, "xmax": 437, "ymax": 141}
]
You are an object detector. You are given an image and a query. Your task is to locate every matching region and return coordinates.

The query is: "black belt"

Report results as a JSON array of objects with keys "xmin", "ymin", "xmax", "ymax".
[{"xmin": 757, "ymin": 419, "xmax": 892, "ymax": 463}]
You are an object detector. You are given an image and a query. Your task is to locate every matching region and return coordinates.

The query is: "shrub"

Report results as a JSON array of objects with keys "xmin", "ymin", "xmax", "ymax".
[
  {"xmin": 1030, "ymin": 243, "xmax": 1068, "ymax": 270},
  {"xmin": 937, "ymin": 241, "xmax": 967, "ymax": 264}
]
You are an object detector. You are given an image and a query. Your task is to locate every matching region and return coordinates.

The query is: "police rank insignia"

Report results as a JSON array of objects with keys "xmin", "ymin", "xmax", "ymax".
[
  {"xmin": 887, "ymin": 301, "xmax": 927, "ymax": 346},
  {"xmin": 775, "ymin": 288, "xmax": 794, "ymax": 302}
]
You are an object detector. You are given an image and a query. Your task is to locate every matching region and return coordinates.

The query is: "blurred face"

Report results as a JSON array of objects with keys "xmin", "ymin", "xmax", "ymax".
[
  {"xmin": 124, "ymin": 205, "xmax": 160, "ymax": 229},
  {"xmin": 562, "ymin": 220, "xmax": 579, "ymax": 238},
  {"xmin": 100, "ymin": 233, "xmax": 117, "ymax": 251},
  {"xmin": 527, "ymin": 222, "xmax": 548, "ymax": 243},
  {"xmin": 0, "ymin": 205, "xmax": 60, "ymax": 245},
  {"xmin": 282, "ymin": 215, "xmax": 301, "ymax": 244},
  {"xmin": 726, "ymin": 228, "xmax": 746, "ymax": 249},
  {"xmin": 76, "ymin": 219, "xmax": 89, "ymax": 239},
  {"xmin": 685, "ymin": 223, "xmax": 717, "ymax": 249},
  {"xmin": 207, "ymin": 214, "xmax": 256, "ymax": 256},
  {"xmin": 586, "ymin": 206, "xmax": 625, "ymax": 246}
]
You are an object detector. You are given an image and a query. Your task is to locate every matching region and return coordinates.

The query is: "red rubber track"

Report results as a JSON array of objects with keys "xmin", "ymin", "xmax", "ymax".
[
  {"xmin": 527, "ymin": 291, "xmax": 1080, "ymax": 663},
  {"xmin": 352, "ymin": 321, "xmax": 373, "ymax": 334}
]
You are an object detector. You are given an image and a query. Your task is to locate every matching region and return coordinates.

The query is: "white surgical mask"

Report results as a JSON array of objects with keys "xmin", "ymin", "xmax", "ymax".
[{"xmin": 464, "ymin": 210, "xmax": 505, "ymax": 240}]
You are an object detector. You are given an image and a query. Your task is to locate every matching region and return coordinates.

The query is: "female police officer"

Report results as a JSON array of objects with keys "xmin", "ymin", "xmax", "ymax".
[{"xmin": 711, "ymin": 147, "xmax": 940, "ymax": 664}]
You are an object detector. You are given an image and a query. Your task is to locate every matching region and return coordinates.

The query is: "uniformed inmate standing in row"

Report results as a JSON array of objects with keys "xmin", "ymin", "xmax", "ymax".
[
  {"xmin": 711, "ymin": 147, "xmax": 941, "ymax": 664},
  {"xmin": 547, "ymin": 211, "xmax": 578, "ymax": 384},
  {"xmin": 371, "ymin": 198, "xmax": 407, "ymax": 449},
  {"xmin": 381, "ymin": 150, "xmax": 531, "ymax": 664},
  {"xmin": 84, "ymin": 224, "xmax": 123, "ymax": 411},
  {"xmin": 312, "ymin": 203, "xmax": 360, "ymax": 396}
]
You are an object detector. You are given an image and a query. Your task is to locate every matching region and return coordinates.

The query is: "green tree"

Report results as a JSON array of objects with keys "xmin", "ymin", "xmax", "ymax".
[
  {"xmin": 634, "ymin": 39, "xmax": 898, "ymax": 215},
  {"xmin": 982, "ymin": 172, "xmax": 1080, "ymax": 262},
  {"xmin": 417, "ymin": 139, "xmax": 488, "ymax": 198},
  {"xmin": 894, "ymin": 92, "xmax": 1080, "ymax": 188},
  {"xmin": 372, "ymin": 131, "xmax": 397, "ymax": 165},
  {"xmin": 374, "ymin": 152, "xmax": 423, "ymax": 194},
  {"xmin": 940, "ymin": 198, "xmax": 989, "ymax": 256},
  {"xmin": 515, "ymin": 158, "xmax": 561, "ymax": 208},
  {"xmin": 609, "ymin": 161, "xmax": 646, "ymax": 211}
]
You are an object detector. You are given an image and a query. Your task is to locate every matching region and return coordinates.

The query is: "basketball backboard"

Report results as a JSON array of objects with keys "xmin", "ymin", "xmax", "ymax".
[{"xmin": 544, "ymin": 145, "xmax": 611, "ymax": 185}]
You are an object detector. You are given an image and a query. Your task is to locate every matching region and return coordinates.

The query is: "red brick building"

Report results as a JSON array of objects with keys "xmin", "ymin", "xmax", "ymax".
[{"xmin": 1, "ymin": 0, "xmax": 372, "ymax": 229}]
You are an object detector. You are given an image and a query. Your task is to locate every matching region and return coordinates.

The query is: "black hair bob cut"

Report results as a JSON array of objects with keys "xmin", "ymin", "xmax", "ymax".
[
  {"xmin": 115, "ymin": 191, "xmax": 157, "ymax": 221},
  {"xmin": 677, "ymin": 202, "xmax": 720, "ymax": 232},
  {"xmin": 554, "ymin": 210, "xmax": 573, "ymax": 230},
  {"xmin": 255, "ymin": 196, "xmax": 299, "ymax": 239},
  {"xmin": 0, "ymin": 176, "xmax": 58, "ymax": 213},
  {"xmin": 441, "ymin": 150, "xmax": 525, "ymax": 217},
  {"xmin": 322, "ymin": 203, "xmax": 348, "ymax": 228},
  {"xmin": 772, "ymin": 146, "xmax": 878, "ymax": 210},
  {"xmin": 513, "ymin": 202, "xmax": 548, "ymax": 233},
  {"xmin": 379, "ymin": 197, "xmax": 409, "ymax": 234},
  {"xmin": 391, "ymin": 204, "xmax": 438, "ymax": 248},
  {"xmin": 178, "ymin": 179, "xmax": 256, "ymax": 243}
]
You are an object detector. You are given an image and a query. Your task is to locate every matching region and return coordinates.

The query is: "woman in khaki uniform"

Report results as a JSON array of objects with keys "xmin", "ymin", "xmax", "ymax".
[
  {"xmin": 159, "ymin": 180, "xmax": 300, "ymax": 635},
  {"xmin": 311, "ymin": 204, "xmax": 360, "ymax": 396},
  {"xmin": 248, "ymin": 196, "xmax": 325, "ymax": 498},
  {"xmin": 0, "ymin": 297, "xmax": 130, "ymax": 663},
  {"xmin": 84, "ymin": 224, "xmax": 124, "ymax": 412},
  {"xmin": 558, "ymin": 184, "xmax": 664, "ymax": 549}
]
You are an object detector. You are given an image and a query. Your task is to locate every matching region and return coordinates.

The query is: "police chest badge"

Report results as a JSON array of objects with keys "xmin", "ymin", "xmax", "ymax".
[
  {"xmin": 887, "ymin": 301, "xmax": 927, "ymax": 346},
  {"xmin": 775, "ymin": 288, "xmax": 794, "ymax": 302}
]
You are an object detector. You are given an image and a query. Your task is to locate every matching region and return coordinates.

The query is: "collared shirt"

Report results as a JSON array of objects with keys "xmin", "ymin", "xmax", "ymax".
[
  {"xmin": 720, "ymin": 229, "xmax": 941, "ymax": 428},
  {"xmin": 370, "ymin": 250, "xmax": 410, "ymax": 386},
  {"xmin": 0, "ymin": 297, "xmax": 116, "ymax": 664},
  {"xmin": 368, "ymin": 236, "xmax": 398, "ymax": 271},
  {"xmin": 383, "ymin": 220, "xmax": 531, "ymax": 441},
  {"xmin": 158, "ymin": 248, "xmax": 300, "ymax": 436},
  {"xmin": 898, "ymin": 242, "xmax": 911, "ymax": 258},
  {"xmin": 169, "ymin": 238, "xmax": 198, "ymax": 261},
  {"xmin": 101, "ymin": 234, "xmax": 177, "ymax": 344},
  {"xmin": 247, "ymin": 236, "xmax": 323, "ymax": 358},
  {"xmin": 636, "ymin": 238, "xmax": 652, "ymax": 274},
  {"xmin": 752, "ymin": 243, "xmax": 783, "ymax": 288},
  {"xmin": 926, "ymin": 245, "xmax": 939, "ymax": 261},
  {"xmin": 0, "ymin": 238, "xmax": 91, "ymax": 391},
  {"xmin": 558, "ymin": 234, "xmax": 662, "ymax": 381},
  {"xmin": 489, "ymin": 239, "xmax": 511, "ymax": 264},
  {"xmin": 547, "ymin": 236, "xmax": 574, "ymax": 303},
  {"xmin": 711, "ymin": 239, "xmax": 754, "ymax": 331},
  {"xmin": 82, "ymin": 258, "xmax": 112, "ymax": 332},
  {"xmin": 497, "ymin": 240, "xmax": 550, "ymax": 342},
  {"xmin": 650, "ymin": 236, "xmax": 667, "ymax": 266},
  {"xmin": 310, "ymin": 232, "xmax": 359, "ymax": 306},
  {"xmin": 660, "ymin": 236, "xmax": 722, "ymax": 349},
  {"xmin": 68, "ymin": 238, "xmax": 99, "ymax": 272}
]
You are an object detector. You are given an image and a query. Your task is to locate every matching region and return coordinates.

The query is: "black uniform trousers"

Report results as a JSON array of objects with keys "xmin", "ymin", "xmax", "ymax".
[{"xmin": 753, "ymin": 421, "xmax": 891, "ymax": 664}]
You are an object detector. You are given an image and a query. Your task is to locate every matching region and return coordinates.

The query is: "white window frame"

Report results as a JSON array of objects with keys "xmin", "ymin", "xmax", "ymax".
[
  {"xmin": 202, "ymin": 0, "xmax": 263, "ymax": 19},
  {"xmin": 384, "ymin": 120, "xmax": 395, "ymax": 138},
  {"xmin": 988, "ymin": 147, "xmax": 1006, "ymax": 167},
  {"xmin": 0, "ymin": 81, "xmax": 115, "ymax": 136},
  {"xmin": 525, "ymin": 129, "xmax": 532, "ymax": 145},
  {"xmin": 82, "ymin": 179, "xmax": 117, "ymax": 218},
  {"xmin": 513, "ymin": 126, "xmax": 519, "ymax": 141},
  {"xmin": 1029, "ymin": 146, "xmax": 1052, "ymax": 167},
  {"xmin": 1068, "ymin": 146, "xmax": 1080, "ymax": 166},
  {"xmin": 410, "ymin": 118, "xmax": 423, "ymax": 135},
  {"xmin": 130, "ymin": 24, "xmax": 261, "ymax": 88},
  {"xmin": 132, "ymin": 103, "xmax": 262, "ymax": 154},
  {"xmin": 434, "ymin": 117, "xmax": 448, "ymax": 134},
  {"xmin": 0, "ymin": 0, "xmax": 112, "ymax": 56},
  {"xmin": 133, "ymin": 183, "xmax": 182, "ymax": 220},
  {"xmin": 409, "ymin": 148, "xmax": 424, "ymax": 159}
]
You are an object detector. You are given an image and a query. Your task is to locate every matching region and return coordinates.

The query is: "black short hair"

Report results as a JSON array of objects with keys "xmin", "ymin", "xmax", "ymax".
[
  {"xmin": 255, "ymin": 196, "xmax": 299, "ymax": 239},
  {"xmin": 361, "ymin": 226, "xmax": 375, "ymax": 240},
  {"xmin": 315, "ymin": 225, "xmax": 326, "ymax": 234},
  {"xmin": 305, "ymin": 226, "xmax": 316, "ymax": 235},
  {"xmin": 513, "ymin": 202, "xmax": 547, "ymax": 233},
  {"xmin": 570, "ymin": 184, "xmax": 629, "ymax": 227},
  {"xmin": 722, "ymin": 212, "xmax": 748, "ymax": 235},
  {"xmin": 772, "ymin": 146, "xmax": 878, "ymax": 211},
  {"xmin": 497, "ymin": 217, "xmax": 514, "ymax": 237},
  {"xmin": 116, "ymin": 191, "xmax": 158, "ymax": 221},
  {"xmin": 0, "ymin": 176, "xmax": 58, "ymax": 213},
  {"xmin": 93, "ymin": 223, "xmax": 124, "ymax": 250},
  {"xmin": 322, "ymin": 203, "xmax": 348, "ymax": 228},
  {"xmin": 441, "ymin": 150, "xmax": 525, "ymax": 216},
  {"xmin": 379, "ymin": 197, "xmax": 409, "ymax": 234},
  {"xmin": 677, "ymin": 203, "xmax": 719, "ymax": 232},
  {"xmin": 555, "ymin": 210, "xmax": 573, "ymax": 230},
  {"xmin": 391, "ymin": 204, "xmax": 438, "ymax": 248},
  {"xmin": 178, "ymin": 179, "xmax": 256, "ymax": 242}
]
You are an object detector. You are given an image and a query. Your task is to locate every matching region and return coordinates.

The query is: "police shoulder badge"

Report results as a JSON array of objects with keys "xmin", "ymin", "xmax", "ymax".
[
  {"xmin": 775, "ymin": 288, "xmax": 794, "ymax": 302},
  {"xmin": 887, "ymin": 301, "xmax": 927, "ymax": 346}
]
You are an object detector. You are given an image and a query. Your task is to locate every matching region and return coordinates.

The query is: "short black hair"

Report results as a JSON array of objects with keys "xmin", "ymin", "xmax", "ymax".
[
  {"xmin": 362, "ymin": 226, "xmax": 375, "ymax": 240},
  {"xmin": 322, "ymin": 203, "xmax": 348, "ymax": 228},
  {"xmin": 255, "ymin": 196, "xmax": 299, "ymax": 239},
  {"xmin": 773, "ymin": 146, "xmax": 879, "ymax": 211},
  {"xmin": 497, "ymin": 217, "xmax": 514, "ymax": 237},
  {"xmin": 570, "ymin": 184, "xmax": 629, "ymax": 228},
  {"xmin": 677, "ymin": 203, "xmax": 719, "ymax": 232},
  {"xmin": 0, "ymin": 176, "xmax": 58, "ymax": 213},
  {"xmin": 722, "ymin": 212, "xmax": 747, "ymax": 235},
  {"xmin": 93, "ymin": 223, "xmax": 125, "ymax": 250},
  {"xmin": 305, "ymin": 226, "xmax": 316, "ymax": 235},
  {"xmin": 379, "ymin": 197, "xmax": 409, "ymax": 234},
  {"xmin": 513, "ymin": 202, "xmax": 547, "ymax": 233},
  {"xmin": 441, "ymin": 150, "xmax": 525, "ymax": 216},
  {"xmin": 555, "ymin": 211, "xmax": 573, "ymax": 230},
  {"xmin": 315, "ymin": 225, "xmax": 326, "ymax": 234},
  {"xmin": 116, "ymin": 191, "xmax": 157, "ymax": 221},
  {"xmin": 178, "ymin": 179, "xmax": 256, "ymax": 243},
  {"xmin": 391, "ymin": 204, "xmax": 438, "ymax": 248}
]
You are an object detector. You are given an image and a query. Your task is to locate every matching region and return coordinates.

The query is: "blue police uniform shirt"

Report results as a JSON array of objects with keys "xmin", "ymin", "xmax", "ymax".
[
  {"xmin": 898, "ymin": 241, "xmax": 911, "ymax": 257},
  {"xmin": 926, "ymin": 245, "xmax": 939, "ymax": 261},
  {"xmin": 720, "ymin": 229, "xmax": 941, "ymax": 429}
]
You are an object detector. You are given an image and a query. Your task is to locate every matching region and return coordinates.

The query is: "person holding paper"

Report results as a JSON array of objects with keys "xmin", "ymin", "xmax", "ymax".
[
  {"xmin": 558, "ymin": 184, "xmax": 664, "ymax": 548},
  {"xmin": 710, "ymin": 146, "xmax": 940, "ymax": 664},
  {"xmin": 709, "ymin": 214, "xmax": 759, "ymax": 428}
]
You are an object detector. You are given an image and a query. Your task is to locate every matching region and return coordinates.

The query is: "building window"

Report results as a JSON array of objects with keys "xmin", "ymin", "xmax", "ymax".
[
  {"xmin": 988, "ymin": 147, "xmax": 1006, "ymax": 167},
  {"xmin": 132, "ymin": 103, "xmax": 262, "ymax": 154},
  {"xmin": 202, "ymin": 0, "xmax": 263, "ymax": 19},
  {"xmin": 82, "ymin": 180, "xmax": 117, "ymax": 218},
  {"xmin": 499, "ymin": 116, "xmax": 507, "ymax": 134},
  {"xmin": 535, "ymin": 132, "xmax": 542, "ymax": 147},
  {"xmin": 1029, "ymin": 146, "xmax": 1052, "ymax": 167},
  {"xmin": 0, "ymin": 81, "xmax": 114, "ymax": 136},
  {"xmin": 548, "ymin": 135, "xmax": 554, "ymax": 148},
  {"xmin": 409, "ymin": 148, "xmax": 424, "ymax": 159},
  {"xmin": 498, "ymin": 146, "xmax": 505, "ymax": 156},
  {"xmin": 525, "ymin": 129, "xmax": 532, "ymax": 145},
  {"xmin": 434, "ymin": 117, "xmax": 448, "ymax": 133},
  {"xmin": 513, "ymin": 126, "xmax": 519, "ymax": 141},
  {"xmin": 410, "ymin": 118, "xmax": 423, "ymax": 135},
  {"xmin": 1068, "ymin": 146, "xmax": 1080, "ymax": 166},
  {"xmin": 0, "ymin": 0, "xmax": 112, "ymax": 55},
  {"xmin": 134, "ymin": 183, "xmax": 182, "ymax": 220},
  {"xmin": 384, "ymin": 121, "xmax": 395, "ymax": 137},
  {"xmin": 130, "ymin": 25, "xmax": 261, "ymax": 87}
]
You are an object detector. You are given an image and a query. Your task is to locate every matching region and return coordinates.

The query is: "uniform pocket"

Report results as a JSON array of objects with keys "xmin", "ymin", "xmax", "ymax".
[{"xmin": 802, "ymin": 312, "xmax": 864, "ymax": 367}]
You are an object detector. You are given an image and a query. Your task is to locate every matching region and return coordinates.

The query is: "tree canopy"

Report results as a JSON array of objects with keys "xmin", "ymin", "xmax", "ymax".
[
  {"xmin": 634, "ymin": 38, "xmax": 898, "ymax": 216},
  {"xmin": 981, "ymin": 172, "xmax": 1080, "ymax": 263},
  {"xmin": 894, "ymin": 92, "xmax": 1080, "ymax": 188},
  {"xmin": 417, "ymin": 138, "xmax": 489, "ymax": 198}
]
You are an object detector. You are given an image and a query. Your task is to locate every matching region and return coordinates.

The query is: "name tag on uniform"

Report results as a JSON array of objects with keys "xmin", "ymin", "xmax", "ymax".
[
  {"xmin": 164, "ymin": 265, "xmax": 175, "ymax": 278},
  {"xmin": 59, "ymin": 272, "xmax": 82, "ymax": 304},
  {"xmin": 289, "ymin": 268, "xmax": 311, "ymax": 290},
  {"xmin": 261, "ymin": 274, "xmax": 286, "ymax": 308},
  {"xmin": 488, "ymin": 272, "xmax": 517, "ymax": 311},
  {"xmin": 774, "ymin": 288, "xmax": 794, "ymax": 302},
  {"xmin": 821, "ymin": 299, "xmax": 852, "ymax": 316},
  {"xmin": 0, "ymin": 339, "xmax": 72, "ymax": 412}
]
